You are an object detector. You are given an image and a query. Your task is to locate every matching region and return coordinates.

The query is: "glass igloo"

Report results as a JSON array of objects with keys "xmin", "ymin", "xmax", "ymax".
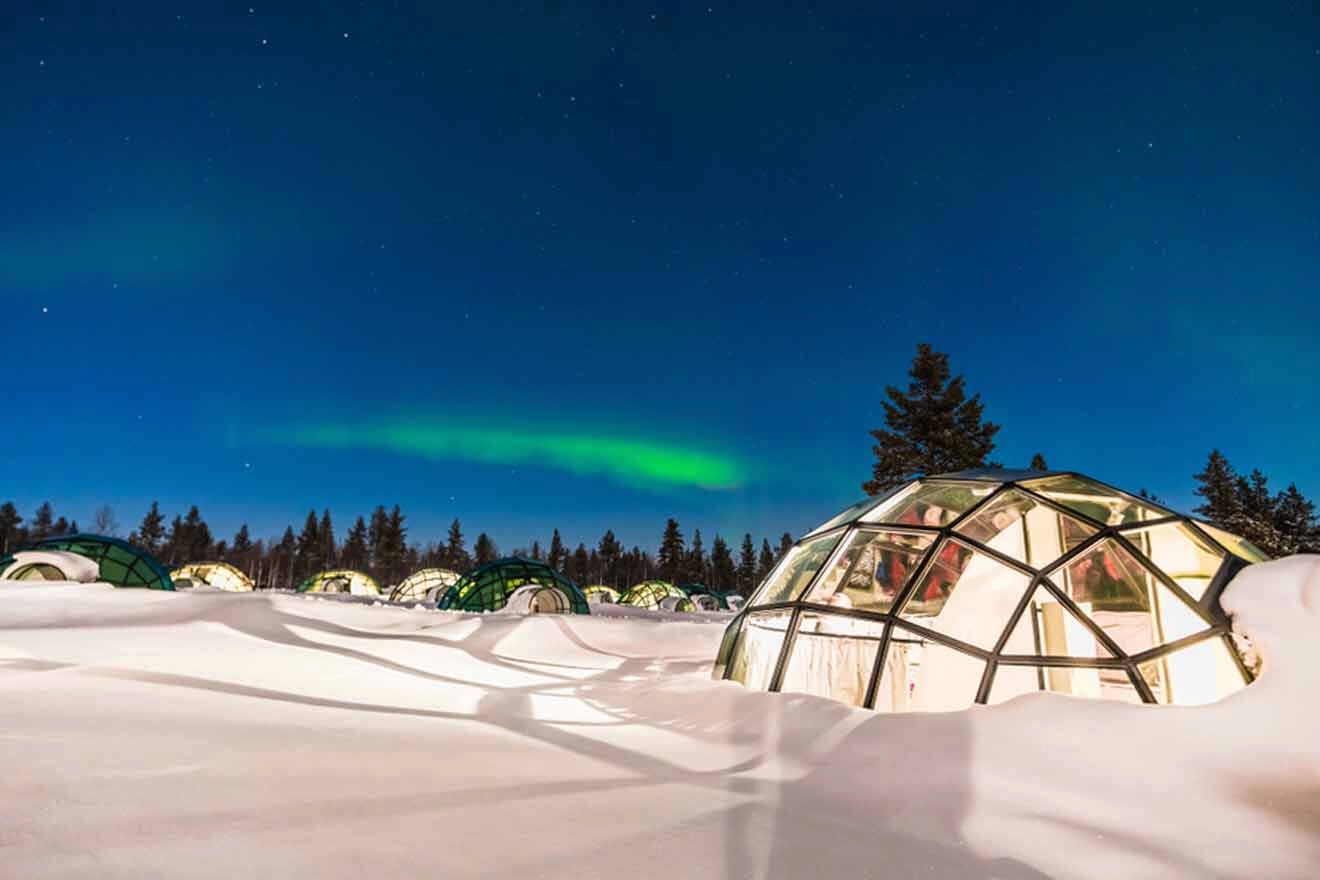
[
  {"xmin": 437, "ymin": 558, "xmax": 589, "ymax": 614},
  {"xmin": 389, "ymin": 567, "xmax": 460, "ymax": 603},
  {"xmin": 713, "ymin": 469, "xmax": 1264, "ymax": 710},
  {"xmin": 298, "ymin": 569, "xmax": 382, "ymax": 596},
  {"xmin": 583, "ymin": 584, "xmax": 622, "ymax": 604},
  {"xmin": 171, "ymin": 562, "xmax": 255, "ymax": 592},
  {"xmin": 619, "ymin": 580, "xmax": 689, "ymax": 610},
  {"xmin": 34, "ymin": 535, "xmax": 174, "ymax": 590}
]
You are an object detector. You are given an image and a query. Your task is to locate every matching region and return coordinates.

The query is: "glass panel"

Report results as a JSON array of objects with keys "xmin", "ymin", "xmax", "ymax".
[
  {"xmin": 1139, "ymin": 637, "xmax": 1250, "ymax": 705},
  {"xmin": 1196, "ymin": 522, "xmax": 1270, "ymax": 563},
  {"xmin": 902, "ymin": 539, "xmax": 1032, "ymax": 649},
  {"xmin": 711, "ymin": 614, "xmax": 744, "ymax": 679},
  {"xmin": 875, "ymin": 628, "xmax": 984, "ymax": 712},
  {"xmin": 989, "ymin": 664, "xmax": 1143, "ymax": 705},
  {"xmin": 806, "ymin": 496, "xmax": 884, "ymax": 537},
  {"xmin": 748, "ymin": 533, "xmax": 841, "ymax": 607},
  {"xmin": 1123, "ymin": 522, "xmax": 1224, "ymax": 601},
  {"xmin": 1002, "ymin": 586, "xmax": 1114, "ymax": 658},
  {"xmin": 955, "ymin": 489, "xmax": 1098, "ymax": 567},
  {"xmin": 862, "ymin": 481, "xmax": 999, "ymax": 527},
  {"xmin": 802, "ymin": 529, "xmax": 934, "ymax": 613},
  {"xmin": 1021, "ymin": 474, "xmax": 1169, "ymax": 525},
  {"xmin": 1056, "ymin": 540, "xmax": 1211, "ymax": 655},
  {"xmin": 780, "ymin": 613, "xmax": 886, "ymax": 707},
  {"xmin": 727, "ymin": 610, "xmax": 792, "ymax": 690}
]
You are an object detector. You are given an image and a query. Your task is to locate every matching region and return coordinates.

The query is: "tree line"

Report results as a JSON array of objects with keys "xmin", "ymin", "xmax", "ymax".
[{"xmin": 0, "ymin": 498, "xmax": 793, "ymax": 594}]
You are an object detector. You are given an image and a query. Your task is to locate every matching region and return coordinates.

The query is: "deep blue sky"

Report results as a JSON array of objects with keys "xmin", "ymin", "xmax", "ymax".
[{"xmin": 3, "ymin": 3, "xmax": 1317, "ymax": 552}]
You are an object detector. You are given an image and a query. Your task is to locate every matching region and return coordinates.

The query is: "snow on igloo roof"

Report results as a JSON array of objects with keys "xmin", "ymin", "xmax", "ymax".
[
  {"xmin": 34, "ymin": 534, "xmax": 174, "ymax": 590},
  {"xmin": 718, "ymin": 469, "xmax": 1265, "ymax": 711}
]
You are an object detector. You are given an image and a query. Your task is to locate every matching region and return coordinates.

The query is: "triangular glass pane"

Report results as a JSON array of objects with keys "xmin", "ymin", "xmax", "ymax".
[
  {"xmin": 1121, "ymin": 522, "xmax": 1225, "ymax": 601},
  {"xmin": 748, "ymin": 532, "xmax": 842, "ymax": 607},
  {"xmin": 1195, "ymin": 521, "xmax": 1270, "ymax": 563},
  {"xmin": 863, "ymin": 481, "xmax": 999, "ymax": 527},
  {"xmin": 1002, "ymin": 586, "xmax": 1114, "ymax": 658},
  {"xmin": 955, "ymin": 489, "xmax": 1098, "ymax": 567},
  {"xmin": 1021, "ymin": 474, "xmax": 1169, "ymax": 525},
  {"xmin": 901, "ymin": 539, "xmax": 1031, "ymax": 649},
  {"xmin": 1056, "ymin": 539, "xmax": 1211, "ymax": 654},
  {"xmin": 802, "ymin": 529, "xmax": 935, "ymax": 613},
  {"xmin": 1138, "ymin": 636, "xmax": 1249, "ymax": 706}
]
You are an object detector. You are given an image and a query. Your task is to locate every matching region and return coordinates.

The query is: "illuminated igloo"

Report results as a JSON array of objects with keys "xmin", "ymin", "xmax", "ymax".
[{"xmin": 713, "ymin": 469, "xmax": 1264, "ymax": 710}]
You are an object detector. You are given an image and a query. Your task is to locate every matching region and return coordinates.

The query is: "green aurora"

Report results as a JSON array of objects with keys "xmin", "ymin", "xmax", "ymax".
[{"xmin": 260, "ymin": 421, "xmax": 748, "ymax": 491}]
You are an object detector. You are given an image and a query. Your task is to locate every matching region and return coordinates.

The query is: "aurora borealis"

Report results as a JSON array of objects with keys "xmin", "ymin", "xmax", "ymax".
[{"xmin": 3, "ymin": 4, "xmax": 1318, "ymax": 550}]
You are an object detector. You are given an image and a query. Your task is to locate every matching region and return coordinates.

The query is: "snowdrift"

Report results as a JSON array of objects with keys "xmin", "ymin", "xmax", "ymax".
[{"xmin": 1, "ymin": 558, "xmax": 1318, "ymax": 878}]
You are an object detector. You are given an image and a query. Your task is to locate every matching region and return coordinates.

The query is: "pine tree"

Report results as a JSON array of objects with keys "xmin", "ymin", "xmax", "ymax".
[
  {"xmin": 863, "ymin": 343, "xmax": 1000, "ymax": 494},
  {"xmin": 687, "ymin": 528, "xmax": 707, "ymax": 583},
  {"xmin": 1273, "ymin": 484, "xmax": 1319, "ymax": 555},
  {"xmin": 183, "ymin": 507, "xmax": 211, "ymax": 561},
  {"xmin": 710, "ymin": 534, "xmax": 735, "ymax": 590},
  {"xmin": 1232, "ymin": 470, "xmax": 1281, "ymax": 553},
  {"xmin": 548, "ymin": 529, "xmax": 566, "ymax": 571},
  {"xmin": 342, "ymin": 517, "xmax": 370, "ymax": 570},
  {"xmin": 1029, "ymin": 453, "xmax": 1048, "ymax": 471},
  {"xmin": 133, "ymin": 502, "xmax": 166, "ymax": 554},
  {"xmin": 31, "ymin": 502, "xmax": 54, "ymax": 542},
  {"xmin": 232, "ymin": 524, "xmax": 253, "ymax": 574},
  {"xmin": 379, "ymin": 505, "xmax": 408, "ymax": 585},
  {"xmin": 474, "ymin": 532, "xmax": 498, "ymax": 565},
  {"xmin": 318, "ymin": 509, "xmax": 336, "ymax": 568},
  {"xmin": 367, "ymin": 506, "xmax": 389, "ymax": 575},
  {"xmin": 52, "ymin": 516, "xmax": 70, "ymax": 536},
  {"xmin": 570, "ymin": 543, "xmax": 590, "ymax": 583},
  {"xmin": 757, "ymin": 538, "xmax": 776, "ymax": 582},
  {"xmin": 777, "ymin": 532, "xmax": 794, "ymax": 559},
  {"xmin": 737, "ymin": 533, "xmax": 758, "ymax": 594},
  {"xmin": 445, "ymin": 518, "xmax": 470, "ymax": 571},
  {"xmin": 1193, "ymin": 450, "xmax": 1241, "ymax": 524},
  {"xmin": 530, "ymin": 540, "xmax": 542, "ymax": 561},
  {"xmin": 596, "ymin": 530, "xmax": 622, "ymax": 585},
  {"xmin": 0, "ymin": 502, "xmax": 21, "ymax": 554},
  {"xmin": 657, "ymin": 518, "xmax": 685, "ymax": 583},
  {"xmin": 274, "ymin": 527, "xmax": 297, "ymax": 588},
  {"xmin": 295, "ymin": 510, "xmax": 321, "ymax": 579}
]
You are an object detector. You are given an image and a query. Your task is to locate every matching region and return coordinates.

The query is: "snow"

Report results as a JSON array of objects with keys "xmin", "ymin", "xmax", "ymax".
[{"xmin": 2, "ymin": 558, "xmax": 1319, "ymax": 878}]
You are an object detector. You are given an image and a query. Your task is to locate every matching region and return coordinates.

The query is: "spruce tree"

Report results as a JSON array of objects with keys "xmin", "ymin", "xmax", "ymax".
[
  {"xmin": 757, "ymin": 538, "xmax": 776, "ymax": 582},
  {"xmin": 445, "ymin": 518, "xmax": 470, "ymax": 571},
  {"xmin": 1029, "ymin": 453, "xmax": 1048, "ymax": 471},
  {"xmin": 367, "ymin": 506, "xmax": 389, "ymax": 573},
  {"xmin": 0, "ymin": 502, "xmax": 21, "ymax": 554},
  {"xmin": 530, "ymin": 540, "xmax": 542, "ymax": 561},
  {"xmin": 380, "ymin": 505, "xmax": 408, "ymax": 585},
  {"xmin": 737, "ymin": 533, "xmax": 758, "ymax": 594},
  {"xmin": 657, "ymin": 518, "xmax": 685, "ymax": 583},
  {"xmin": 134, "ymin": 502, "xmax": 166, "ymax": 554},
  {"xmin": 1193, "ymin": 450, "xmax": 1241, "ymax": 525},
  {"xmin": 687, "ymin": 529, "xmax": 707, "ymax": 584},
  {"xmin": 710, "ymin": 534, "xmax": 735, "ymax": 590},
  {"xmin": 182, "ymin": 506, "xmax": 211, "ymax": 561},
  {"xmin": 342, "ymin": 517, "xmax": 370, "ymax": 570},
  {"xmin": 274, "ymin": 527, "xmax": 297, "ymax": 588},
  {"xmin": 232, "ymin": 524, "xmax": 253, "ymax": 573},
  {"xmin": 31, "ymin": 502, "xmax": 54, "ymax": 542},
  {"xmin": 296, "ymin": 510, "xmax": 322, "ymax": 579},
  {"xmin": 52, "ymin": 516, "xmax": 71, "ymax": 536},
  {"xmin": 570, "ymin": 543, "xmax": 590, "ymax": 582},
  {"xmin": 474, "ymin": 532, "xmax": 498, "ymax": 565},
  {"xmin": 863, "ymin": 343, "xmax": 1000, "ymax": 494},
  {"xmin": 777, "ymin": 532, "xmax": 794, "ymax": 559},
  {"xmin": 1273, "ymin": 484, "xmax": 1319, "ymax": 555},
  {"xmin": 548, "ymin": 529, "xmax": 566, "ymax": 571},
  {"xmin": 318, "ymin": 509, "xmax": 336, "ymax": 568},
  {"xmin": 597, "ymin": 530, "xmax": 622, "ymax": 585}
]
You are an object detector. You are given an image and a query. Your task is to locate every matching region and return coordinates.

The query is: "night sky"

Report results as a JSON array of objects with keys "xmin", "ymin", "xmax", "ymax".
[{"xmin": 3, "ymin": 3, "xmax": 1317, "ymax": 552}]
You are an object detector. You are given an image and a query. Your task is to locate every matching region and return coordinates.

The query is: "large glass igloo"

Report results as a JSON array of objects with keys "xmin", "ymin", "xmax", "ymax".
[
  {"xmin": 713, "ymin": 469, "xmax": 1264, "ymax": 710},
  {"xmin": 437, "ymin": 558, "xmax": 590, "ymax": 614},
  {"xmin": 33, "ymin": 535, "xmax": 174, "ymax": 590}
]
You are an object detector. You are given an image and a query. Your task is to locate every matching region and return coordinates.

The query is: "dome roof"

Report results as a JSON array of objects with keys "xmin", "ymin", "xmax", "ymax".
[
  {"xmin": 298, "ymin": 569, "xmax": 381, "ymax": 596},
  {"xmin": 583, "ymin": 584, "xmax": 621, "ymax": 604},
  {"xmin": 714, "ymin": 470, "xmax": 1263, "ymax": 710},
  {"xmin": 172, "ymin": 561, "xmax": 255, "ymax": 592},
  {"xmin": 618, "ymin": 580, "xmax": 688, "ymax": 610},
  {"xmin": 33, "ymin": 535, "xmax": 173, "ymax": 590},
  {"xmin": 389, "ymin": 568, "xmax": 460, "ymax": 603},
  {"xmin": 437, "ymin": 558, "xmax": 588, "ymax": 614}
]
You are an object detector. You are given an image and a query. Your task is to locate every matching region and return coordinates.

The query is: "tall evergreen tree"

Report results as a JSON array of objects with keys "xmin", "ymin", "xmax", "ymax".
[
  {"xmin": 710, "ymin": 534, "xmax": 735, "ymax": 590},
  {"xmin": 863, "ymin": 343, "xmax": 1000, "ymax": 494},
  {"xmin": 295, "ymin": 510, "xmax": 321, "ymax": 579},
  {"xmin": 777, "ymin": 532, "xmax": 794, "ymax": 559},
  {"xmin": 737, "ymin": 533, "xmax": 758, "ymax": 594},
  {"xmin": 530, "ymin": 539, "xmax": 543, "ymax": 561},
  {"xmin": 687, "ymin": 528, "xmax": 707, "ymax": 584},
  {"xmin": 596, "ymin": 529, "xmax": 622, "ymax": 585},
  {"xmin": 367, "ymin": 506, "xmax": 389, "ymax": 574},
  {"xmin": 133, "ymin": 502, "xmax": 166, "ymax": 554},
  {"xmin": 31, "ymin": 502, "xmax": 54, "ymax": 542},
  {"xmin": 474, "ymin": 532, "xmax": 498, "ymax": 565},
  {"xmin": 0, "ymin": 502, "xmax": 21, "ymax": 554},
  {"xmin": 757, "ymin": 538, "xmax": 776, "ymax": 582},
  {"xmin": 342, "ymin": 516, "xmax": 370, "ymax": 570},
  {"xmin": 232, "ymin": 524, "xmax": 254, "ymax": 574},
  {"xmin": 445, "ymin": 518, "xmax": 470, "ymax": 571},
  {"xmin": 548, "ymin": 529, "xmax": 567, "ymax": 571},
  {"xmin": 318, "ymin": 509, "xmax": 336, "ymax": 568},
  {"xmin": 1193, "ymin": 450, "xmax": 1241, "ymax": 525},
  {"xmin": 1029, "ymin": 452, "xmax": 1049, "ymax": 471},
  {"xmin": 1274, "ymin": 484, "xmax": 1320, "ymax": 555},
  {"xmin": 181, "ymin": 506, "xmax": 211, "ymax": 561},
  {"xmin": 379, "ymin": 505, "xmax": 408, "ymax": 585},
  {"xmin": 52, "ymin": 516, "xmax": 71, "ymax": 537},
  {"xmin": 657, "ymin": 518, "xmax": 685, "ymax": 582},
  {"xmin": 273, "ymin": 527, "xmax": 297, "ymax": 588},
  {"xmin": 570, "ymin": 543, "xmax": 590, "ymax": 583}
]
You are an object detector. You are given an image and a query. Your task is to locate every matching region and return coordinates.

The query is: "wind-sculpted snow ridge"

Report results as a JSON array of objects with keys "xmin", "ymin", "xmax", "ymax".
[{"xmin": 1, "ymin": 559, "xmax": 1317, "ymax": 879}]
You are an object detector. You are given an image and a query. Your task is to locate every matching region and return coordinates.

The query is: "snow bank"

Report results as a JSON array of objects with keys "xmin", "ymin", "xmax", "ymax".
[{"xmin": 2, "ymin": 558, "xmax": 1317, "ymax": 878}]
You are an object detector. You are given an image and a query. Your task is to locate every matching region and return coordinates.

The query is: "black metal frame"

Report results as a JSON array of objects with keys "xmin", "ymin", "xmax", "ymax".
[{"xmin": 717, "ymin": 471, "xmax": 1260, "ymax": 709}]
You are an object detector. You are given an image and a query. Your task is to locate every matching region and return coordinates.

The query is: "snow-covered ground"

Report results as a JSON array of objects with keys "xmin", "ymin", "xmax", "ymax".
[{"xmin": 3, "ymin": 558, "xmax": 1319, "ymax": 879}]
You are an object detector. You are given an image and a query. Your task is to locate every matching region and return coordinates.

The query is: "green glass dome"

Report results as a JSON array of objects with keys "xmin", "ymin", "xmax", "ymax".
[
  {"xmin": 437, "ymin": 558, "xmax": 589, "ymax": 614},
  {"xmin": 619, "ymin": 580, "xmax": 688, "ymax": 610},
  {"xmin": 679, "ymin": 583, "xmax": 729, "ymax": 610},
  {"xmin": 35, "ymin": 535, "xmax": 174, "ymax": 590}
]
